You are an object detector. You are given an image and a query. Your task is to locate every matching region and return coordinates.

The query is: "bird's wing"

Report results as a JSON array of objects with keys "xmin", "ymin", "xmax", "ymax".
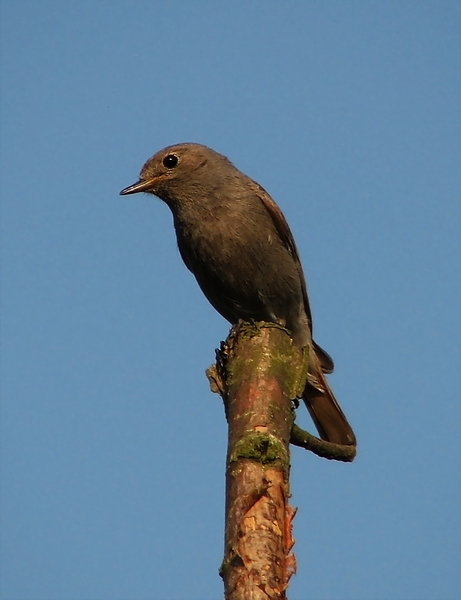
[
  {"xmin": 254, "ymin": 183, "xmax": 313, "ymax": 327},
  {"xmin": 255, "ymin": 182, "xmax": 335, "ymax": 373}
]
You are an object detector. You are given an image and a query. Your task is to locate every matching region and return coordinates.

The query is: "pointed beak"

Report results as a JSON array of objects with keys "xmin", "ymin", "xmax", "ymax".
[{"xmin": 119, "ymin": 178, "xmax": 156, "ymax": 195}]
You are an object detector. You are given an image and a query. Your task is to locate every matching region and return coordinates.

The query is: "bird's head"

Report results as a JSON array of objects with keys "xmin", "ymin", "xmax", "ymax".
[{"xmin": 119, "ymin": 142, "xmax": 234, "ymax": 205}]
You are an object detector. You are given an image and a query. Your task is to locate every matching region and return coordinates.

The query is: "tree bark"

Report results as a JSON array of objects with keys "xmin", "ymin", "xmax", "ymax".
[{"xmin": 207, "ymin": 322, "xmax": 306, "ymax": 600}]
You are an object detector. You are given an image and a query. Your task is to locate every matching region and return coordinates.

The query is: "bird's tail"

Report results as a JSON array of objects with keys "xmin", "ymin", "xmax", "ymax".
[{"xmin": 302, "ymin": 355, "xmax": 356, "ymax": 446}]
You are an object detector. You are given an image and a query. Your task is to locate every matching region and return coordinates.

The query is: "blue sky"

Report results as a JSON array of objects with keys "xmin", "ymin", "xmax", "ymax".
[{"xmin": 1, "ymin": 2, "xmax": 460, "ymax": 599}]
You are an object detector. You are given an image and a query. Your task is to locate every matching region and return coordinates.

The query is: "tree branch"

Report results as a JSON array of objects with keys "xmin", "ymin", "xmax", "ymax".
[
  {"xmin": 290, "ymin": 424, "xmax": 356, "ymax": 462},
  {"xmin": 207, "ymin": 322, "xmax": 303, "ymax": 599}
]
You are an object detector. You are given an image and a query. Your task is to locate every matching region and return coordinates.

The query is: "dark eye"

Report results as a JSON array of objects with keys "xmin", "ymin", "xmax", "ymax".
[{"xmin": 163, "ymin": 154, "xmax": 178, "ymax": 169}]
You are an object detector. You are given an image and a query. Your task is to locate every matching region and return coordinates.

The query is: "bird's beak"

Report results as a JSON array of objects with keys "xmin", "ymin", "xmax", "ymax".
[{"xmin": 119, "ymin": 178, "xmax": 156, "ymax": 195}]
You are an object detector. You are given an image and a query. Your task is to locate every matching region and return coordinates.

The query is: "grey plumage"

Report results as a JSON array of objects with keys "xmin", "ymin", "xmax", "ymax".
[{"xmin": 120, "ymin": 143, "xmax": 356, "ymax": 446}]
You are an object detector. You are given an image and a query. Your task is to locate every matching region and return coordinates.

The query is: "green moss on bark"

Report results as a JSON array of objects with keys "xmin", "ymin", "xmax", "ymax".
[{"xmin": 229, "ymin": 432, "xmax": 289, "ymax": 468}]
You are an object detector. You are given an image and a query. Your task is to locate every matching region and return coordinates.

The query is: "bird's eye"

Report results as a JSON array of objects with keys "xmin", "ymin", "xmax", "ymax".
[{"xmin": 163, "ymin": 154, "xmax": 178, "ymax": 169}]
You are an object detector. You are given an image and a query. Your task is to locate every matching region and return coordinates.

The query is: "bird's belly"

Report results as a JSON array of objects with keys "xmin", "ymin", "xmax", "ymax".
[{"xmin": 178, "ymin": 229, "xmax": 302, "ymax": 328}]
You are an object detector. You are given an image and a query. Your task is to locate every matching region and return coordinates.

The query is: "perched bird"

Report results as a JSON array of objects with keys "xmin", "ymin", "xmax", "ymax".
[{"xmin": 120, "ymin": 143, "xmax": 356, "ymax": 446}]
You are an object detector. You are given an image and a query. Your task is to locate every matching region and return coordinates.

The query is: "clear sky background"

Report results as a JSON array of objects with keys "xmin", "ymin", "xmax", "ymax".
[{"xmin": 1, "ymin": 2, "xmax": 460, "ymax": 599}]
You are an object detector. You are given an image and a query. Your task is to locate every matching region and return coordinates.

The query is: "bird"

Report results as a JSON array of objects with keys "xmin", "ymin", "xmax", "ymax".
[{"xmin": 120, "ymin": 143, "xmax": 356, "ymax": 446}]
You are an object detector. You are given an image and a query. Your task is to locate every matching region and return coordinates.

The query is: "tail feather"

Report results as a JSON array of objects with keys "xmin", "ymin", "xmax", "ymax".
[{"xmin": 302, "ymin": 355, "xmax": 356, "ymax": 446}]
